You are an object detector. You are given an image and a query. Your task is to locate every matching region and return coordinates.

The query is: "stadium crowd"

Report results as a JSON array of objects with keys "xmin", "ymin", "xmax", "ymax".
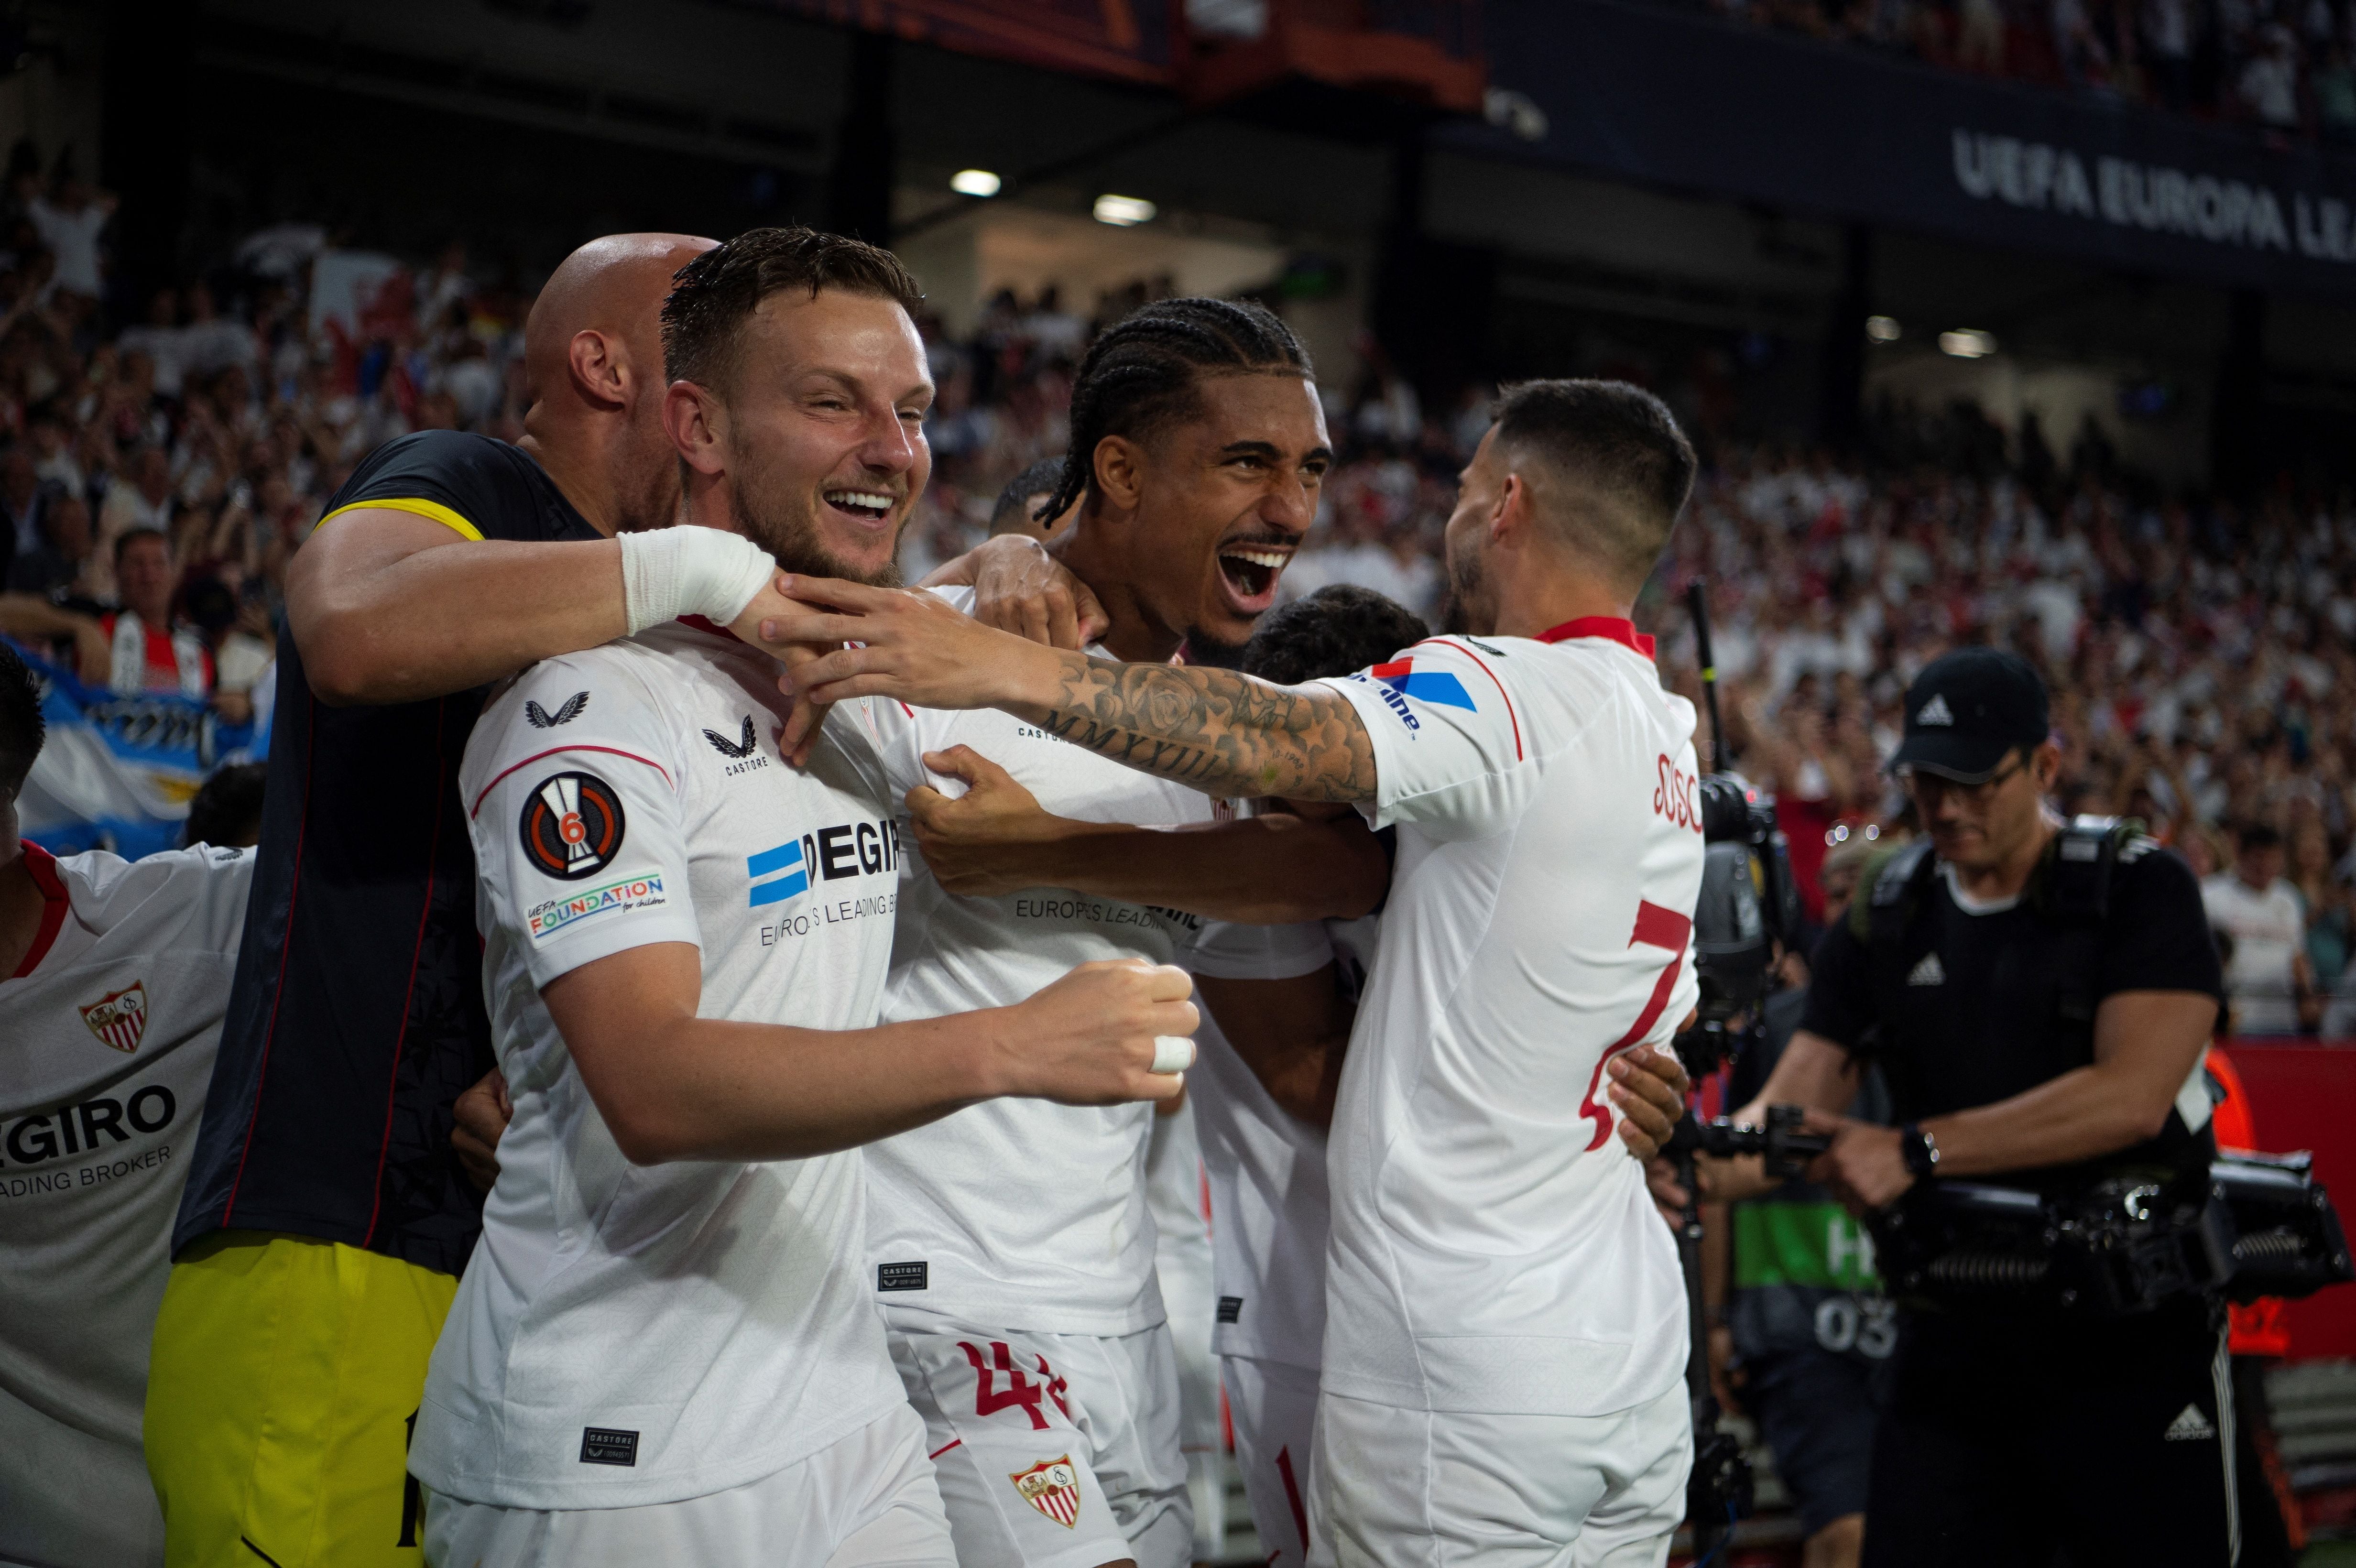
[{"xmin": 1693, "ymin": 0, "xmax": 2356, "ymax": 140}]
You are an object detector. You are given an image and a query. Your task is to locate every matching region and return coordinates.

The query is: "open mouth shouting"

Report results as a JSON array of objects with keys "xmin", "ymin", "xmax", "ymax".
[{"xmin": 1216, "ymin": 541, "xmax": 1295, "ymax": 614}]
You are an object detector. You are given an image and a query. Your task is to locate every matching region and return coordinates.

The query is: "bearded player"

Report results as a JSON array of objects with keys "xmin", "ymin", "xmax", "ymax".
[
  {"xmin": 766, "ymin": 378, "xmax": 1710, "ymax": 1567},
  {"xmin": 895, "ymin": 581, "xmax": 1698, "ymax": 1567},
  {"xmin": 850, "ymin": 299, "xmax": 1392, "ymax": 1568},
  {"xmin": 411, "ymin": 227, "xmax": 1191, "ymax": 1567}
]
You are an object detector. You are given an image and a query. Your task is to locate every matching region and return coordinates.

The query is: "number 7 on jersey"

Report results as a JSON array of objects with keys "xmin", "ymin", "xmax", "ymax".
[{"xmin": 1578, "ymin": 900, "xmax": 1694, "ymax": 1152}]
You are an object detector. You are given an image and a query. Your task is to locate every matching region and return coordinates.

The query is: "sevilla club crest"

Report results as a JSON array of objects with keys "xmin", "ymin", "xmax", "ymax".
[
  {"xmin": 80, "ymin": 983, "xmax": 148, "ymax": 1053},
  {"xmin": 1009, "ymin": 1455, "xmax": 1082, "ymax": 1529}
]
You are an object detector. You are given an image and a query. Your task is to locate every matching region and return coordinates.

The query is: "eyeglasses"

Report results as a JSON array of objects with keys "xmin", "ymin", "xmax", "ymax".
[{"xmin": 1896, "ymin": 758, "xmax": 2027, "ymax": 806}]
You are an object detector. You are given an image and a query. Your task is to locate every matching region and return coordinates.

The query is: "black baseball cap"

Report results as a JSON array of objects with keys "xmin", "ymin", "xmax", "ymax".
[{"xmin": 1888, "ymin": 647, "xmax": 2050, "ymax": 783}]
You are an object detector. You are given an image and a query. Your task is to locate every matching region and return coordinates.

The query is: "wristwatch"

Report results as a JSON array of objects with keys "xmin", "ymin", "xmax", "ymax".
[{"xmin": 1899, "ymin": 1123, "xmax": 1941, "ymax": 1180}]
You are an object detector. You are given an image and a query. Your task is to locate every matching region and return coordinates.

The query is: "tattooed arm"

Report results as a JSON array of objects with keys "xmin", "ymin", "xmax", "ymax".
[
  {"xmin": 757, "ymin": 575, "xmax": 1382, "ymax": 802},
  {"xmin": 1019, "ymin": 654, "xmax": 1378, "ymax": 802}
]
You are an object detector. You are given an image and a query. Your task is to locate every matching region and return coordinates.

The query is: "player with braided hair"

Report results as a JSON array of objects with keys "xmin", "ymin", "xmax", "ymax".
[{"xmin": 847, "ymin": 298, "xmax": 1384, "ymax": 1568}]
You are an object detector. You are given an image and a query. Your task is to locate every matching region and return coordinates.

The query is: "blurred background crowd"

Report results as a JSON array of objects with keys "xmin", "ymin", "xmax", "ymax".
[
  {"xmin": 2, "ymin": 142, "xmax": 2349, "ymax": 1040},
  {"xmin": 1695, "ymin": 0, "xmax": 2356, "ymax": 140}
]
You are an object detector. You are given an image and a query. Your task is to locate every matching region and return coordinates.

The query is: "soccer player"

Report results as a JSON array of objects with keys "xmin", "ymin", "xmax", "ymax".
[
  {"xmin": 849, "ymin": 298, "xmax": 1394, "ymax": 1568},
  {"xmin": 899, "ymin": 582, "xmax": 1697, "ymax": 1567},
  {"xmin": 764, "ymin": 377, "xmax": 1710, "ymax": 1566},
  {"xmin": 148, "ymin": 220, "xmax": 1109, "ymax": 1565},
  {"xmin": 412, "ymin": 225, "xmax": 1190, "ymax": 1567},
  {"xmin": 0, "ymin": 642, "xmax": 254, "ymax": 1568}
]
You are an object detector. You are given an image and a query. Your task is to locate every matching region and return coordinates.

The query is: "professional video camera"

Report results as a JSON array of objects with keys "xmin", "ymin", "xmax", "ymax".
[
  {"xmin": 1675, "ymin": 581, "xmax": 1806, "ymax": 1083},
  {"xmin": 1873, "ymin": 1150, "xmax": 2354, "ymax": 1317}
]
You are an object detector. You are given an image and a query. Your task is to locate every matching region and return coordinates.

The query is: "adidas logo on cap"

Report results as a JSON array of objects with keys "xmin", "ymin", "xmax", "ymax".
[
  {"xmin": 1914, "ymin": 693, "xmax": 1954, "ymax": 727},
  {"xmin": 2163, "ymin": 1404, "xmax": 2216, "ymax": 1441},
  {"xmin": 1907, "ymin": 953, "xmax": 1946, "ymax": 986}
]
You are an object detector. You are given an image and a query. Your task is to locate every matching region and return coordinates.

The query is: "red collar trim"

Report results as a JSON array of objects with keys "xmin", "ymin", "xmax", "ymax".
[
  {"xmin": 677, "ymin": 614, "xmax": 742, "ymax": 643},
  {"xmin": 11, "ymin": 840, "xmax": 68, "ymax": 980},
  {"xmin": 1536, "ymin": 617, "xmax": 1655, "ymax": 657}
]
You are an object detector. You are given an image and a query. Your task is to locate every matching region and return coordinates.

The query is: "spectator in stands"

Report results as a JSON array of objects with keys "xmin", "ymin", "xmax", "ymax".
[
  {"xmin": 24, "ymin": 154, "xmax": 113, "ymax": 304},
  {"xmin": 2238, "ymin": 24, "xmax": 2305, "ymax": 125},
  {"xmin": 2204, "ymin": 822, "xmax": 2314, "ymax": 1035},
  {"xmin": 95, "ymin": 529, "xmax": 212, "ymax": 696},
  {"xmin": 8, "ymin": 492, "xmax": 94, "ymax": 599}
]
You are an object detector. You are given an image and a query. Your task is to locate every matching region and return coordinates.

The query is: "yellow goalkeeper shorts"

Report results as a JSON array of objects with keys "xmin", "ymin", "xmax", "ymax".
[{"xmin": 145, "ymin": 1231, "xmax": 457, "ymax": 1568}]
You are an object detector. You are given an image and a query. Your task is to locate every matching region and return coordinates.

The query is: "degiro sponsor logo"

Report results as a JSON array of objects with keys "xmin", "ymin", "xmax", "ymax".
[
  {"xmin": 528, "ymin": 871, "xmax": 668, "ymax": 941},
  {"xmin": 751, "ymin": 818, "xmax": 901, "ymax": 909}
]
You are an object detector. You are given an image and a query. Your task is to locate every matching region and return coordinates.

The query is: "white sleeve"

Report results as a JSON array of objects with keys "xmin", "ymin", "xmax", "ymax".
[
  {"xmin": 462, "ymin": 661, "xmax": 701, "ymax": 989},
  {"xmin": 1315, "ymin": 638, "xmax": 1537, "ymax": 840},
  {"xmin": 1187, "ymin": 918, "xmax": 1334, "ymax": 981}
]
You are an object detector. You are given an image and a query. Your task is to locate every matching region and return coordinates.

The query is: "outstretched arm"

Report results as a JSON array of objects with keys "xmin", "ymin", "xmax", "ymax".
[
  {"xmin": 906, "ymin": 745, "xmax": 1389, "ymax": 922},
  {"xmin": 764, "ymin": 576, "xmax": 1380, "ymax": 803}
]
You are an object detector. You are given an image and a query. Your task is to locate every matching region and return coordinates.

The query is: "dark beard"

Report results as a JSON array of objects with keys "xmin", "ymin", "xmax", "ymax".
[
  {"xmin": 1179, "ymin": 627, "xmax": 1251, "ymax": 669},
  {"xmin": 728, "ymin": 482, "xmax": 904, "ymax": 588},
  {"xmin": 1444, "ymin": 538, "xmax": 1486, "ymax": 637}
]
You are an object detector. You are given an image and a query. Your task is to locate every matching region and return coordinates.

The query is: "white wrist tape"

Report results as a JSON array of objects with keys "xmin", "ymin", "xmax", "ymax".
[
  {"xmin": 1152, "ymin": 1036, "xmax": 1197, "ymax": 1074},
  {"xmin": 618, "ymin": 527, "xmax": 777, "ymax": 634}
]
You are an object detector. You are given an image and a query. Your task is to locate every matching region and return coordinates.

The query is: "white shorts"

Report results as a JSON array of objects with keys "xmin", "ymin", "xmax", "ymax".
[
  {"xmin": 1222, "ymin": 1353, "xmax": 1321, "ymax": 1568},
  {"xmin": 420, "ymin": 1403, "xmax": 953, "ymax": 1568},
  {"xmin": 1308, "ymin": 1383, "xmax": 1691, "ymax": 1568},
  {"xmin": 886, "ymin": 1312, "xmax": 1190, "ymax": 1568}
]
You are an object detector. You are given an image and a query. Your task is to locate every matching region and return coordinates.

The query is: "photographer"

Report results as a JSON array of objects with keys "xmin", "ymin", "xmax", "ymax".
[{"xmin": 1724, "ymin": 648, "xmax": 2230, "ymax": 1567}]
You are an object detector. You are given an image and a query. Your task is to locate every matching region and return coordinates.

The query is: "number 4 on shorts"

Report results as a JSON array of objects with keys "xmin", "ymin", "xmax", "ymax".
[{"xmin": 957, "ymin": 1340, "xmax": 1071, "ymax": 1431}]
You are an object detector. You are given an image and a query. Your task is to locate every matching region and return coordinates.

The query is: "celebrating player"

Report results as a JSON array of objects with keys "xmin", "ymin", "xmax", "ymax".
[
  {"xmin": 850, "ymin": 298, "xmax": 1392, "ymax": 1568},
  {"xmin": 763, "ymin": 377, "xmax": 1709, "ymax": 1566},
  {"xmin": 0, "ymin": 641, "xmax": 254, "ymax": 1568},
  {"xmin": 902, "ymin": 580, "xmax": 1700, "ymax": 1565},
  {"xmin": 407, "ymin": 225, "xmax": 1189, "ymax": 1568}
]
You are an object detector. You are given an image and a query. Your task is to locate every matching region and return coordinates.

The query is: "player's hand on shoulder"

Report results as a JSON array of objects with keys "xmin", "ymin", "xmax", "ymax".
[
  {"xmin": 1610, "ymin": 1044, "xmax": 1691, "ymax": 1162},
  {"xmin": 730, "ymin": 572, "xmax": 839, "ymax": 768},
  {"xmin": 997, "ymin": 958, "xmax": 1196, "ymax": 1106},
  {"xmin": 943, "ymin": 534, "xmax": 1109, "ymax": 651},
  {"xmin": 907, "ymin": 745, "xmax": 1068, "ymax": 896},
  {"xmin": 764, "ymin": 574, "xmax": 1052, "ymax": 713}
]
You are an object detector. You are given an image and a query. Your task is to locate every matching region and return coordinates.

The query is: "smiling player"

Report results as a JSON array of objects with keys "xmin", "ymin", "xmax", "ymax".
[
  {"xmin": 409, "ymin": 228, "xmax": 1194, "ymax": 1568},
  {"xmin": 853, "ymin": 299, "xmax": 1389, "ymax": 1568}
]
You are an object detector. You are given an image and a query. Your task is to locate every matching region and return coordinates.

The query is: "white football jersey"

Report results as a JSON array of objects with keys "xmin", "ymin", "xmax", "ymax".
[
  {"xmin": 1185, "ymin": 914, "xmax": 1379, "ymax": 1373},
  {"xmin": 0, "ymin": 840, "xmax": 251, "ymax": 1567},
  {"xmin": 412, "ymin": 619, "xmax": 910, "ymax": 1510},
  {"xmin": 862, "ymin": 588, "xmax": 1217, "ymax": 1335},
  {"xmin": 1312, "ymin": 620, "xmax": 1704, "ymax": 1418}
]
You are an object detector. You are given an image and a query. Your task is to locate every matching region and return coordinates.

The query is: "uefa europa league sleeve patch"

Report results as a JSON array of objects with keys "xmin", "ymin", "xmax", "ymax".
[{"xmin": 520, "ymin": 772, "xmax": 628, "ymax": 881}]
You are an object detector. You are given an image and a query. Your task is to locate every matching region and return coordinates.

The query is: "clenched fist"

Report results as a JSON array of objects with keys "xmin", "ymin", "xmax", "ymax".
[{"xmin": 994, "ymin": 959, "xmax": 1198, "ymax": 1106}]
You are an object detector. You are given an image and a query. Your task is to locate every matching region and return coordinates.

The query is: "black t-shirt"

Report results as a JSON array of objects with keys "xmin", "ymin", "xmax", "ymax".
[
  {"xmin": 175, "ymin": 432, "xmax": 600, "ymax": 1274},
  {"xmin": 1800, "ymin": 835, "xmax": 2224, "ymax": 1192}
]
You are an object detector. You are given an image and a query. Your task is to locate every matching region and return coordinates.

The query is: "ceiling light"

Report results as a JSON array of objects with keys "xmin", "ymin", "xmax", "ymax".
[
  {"xmin": 1865, "ymin": 315, "xmax": 1901, "ymax": 343},
  {"xmin": 950, "ymin": 169, "xmax": 1001, "ymax": 198},
  {"xmin": 1093, "ymin": 194, "xmax": 1156, "ymax": 227},
  {"xmin": 1939, "ymin": 328, "xmax": 1997, "ymax": 359}
]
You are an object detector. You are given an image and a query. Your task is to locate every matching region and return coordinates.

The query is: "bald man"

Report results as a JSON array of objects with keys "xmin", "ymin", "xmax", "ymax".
[{"xmin": 142, "ymin": 233, "xmax": 788, "ymax": 1568}]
